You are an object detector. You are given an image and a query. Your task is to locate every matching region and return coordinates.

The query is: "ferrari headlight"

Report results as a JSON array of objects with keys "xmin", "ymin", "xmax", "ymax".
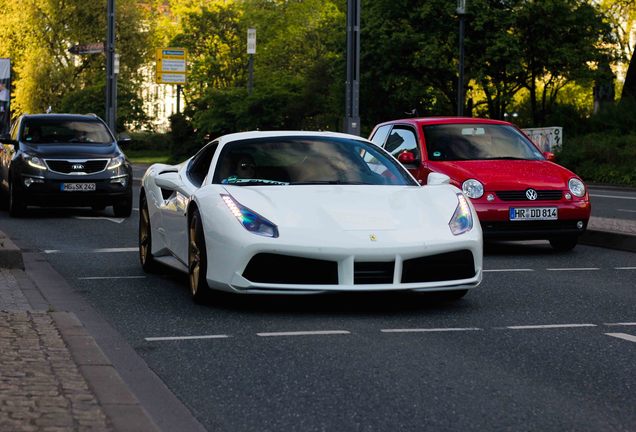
[
  {"xmin": 22, "ymin": 153, "xmax": 47, "ymax": 170},
  {"xmin": 449, "ymin": 194, "xmax": 473, "ymax": 235},
  {"xmin": 107, "ymin": 155, "xmax": 125, "ymax": 170},
  {"xmin": 568, "ymin": 178, "xmax": 586, "ymax": 198},
  {"xmin": 462, "ymin": 179, "xmax": 484, "ymax": 199},
  {"xmin": 221, "ymin": 194, "xmax": 279, "ymax": 238}
]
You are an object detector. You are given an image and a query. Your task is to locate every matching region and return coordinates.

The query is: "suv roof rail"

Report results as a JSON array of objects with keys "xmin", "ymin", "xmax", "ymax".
[{"xmin": 85, "ymin": 113, "xmax": 98, "ymax": 117}]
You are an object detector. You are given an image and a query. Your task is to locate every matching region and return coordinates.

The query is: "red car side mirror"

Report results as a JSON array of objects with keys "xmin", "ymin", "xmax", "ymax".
[
  {"xmin": 543, "ymin": 151, "xmax": 556, "ymax": 162},
  {"xmin": 397, "ymin": 150, "xmax": 417, "ymax": 164}
]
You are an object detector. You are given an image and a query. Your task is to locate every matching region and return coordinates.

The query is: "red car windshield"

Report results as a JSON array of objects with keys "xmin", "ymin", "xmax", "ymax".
[{"xmin": 423, "ymin": 124, "xmax": 544, "ymax": 161}]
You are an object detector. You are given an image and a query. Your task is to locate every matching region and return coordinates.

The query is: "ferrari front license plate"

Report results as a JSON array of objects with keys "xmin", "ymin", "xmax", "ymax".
[
  {"xmin": 509, "ymin": 207, "xmax": 558, "ymax": 221},
  {"xmin": 62, "ymin": 183, "xmax": 96, "ymax": 192}
]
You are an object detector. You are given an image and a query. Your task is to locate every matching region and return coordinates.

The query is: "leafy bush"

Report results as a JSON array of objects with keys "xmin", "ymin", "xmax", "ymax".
[{"xmin": 556, "ymin": 132, "xmax": 636, "ymax": 186}]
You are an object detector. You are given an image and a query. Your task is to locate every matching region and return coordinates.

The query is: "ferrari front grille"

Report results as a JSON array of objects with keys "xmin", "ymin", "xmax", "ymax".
[
  {"xmin": 243, "ymin": 253, "xmax": 339, "ymax": 285},
  {"xmin": 496, "ymin": 190, "xmax": 563, "ymax": 201},
  {"xmin": 401, "ymin": 250, "xmax": 475, "ymax": 283},
  {"xmin": 354, "ymin": 261, "xmax": 394, "ymax": 284}
]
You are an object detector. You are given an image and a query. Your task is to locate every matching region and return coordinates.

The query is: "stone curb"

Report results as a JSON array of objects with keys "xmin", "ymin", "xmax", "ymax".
[
  {"xmin": 51, "ymin": 312, "xmax": 160, "ymax": 432},
  {"xmin": 580, "ymin": 229, "xmax": 636, "ymax": 253},
  {"xmin": 0, "ymin": 231, "xmax": 24, "ymax": 269}
]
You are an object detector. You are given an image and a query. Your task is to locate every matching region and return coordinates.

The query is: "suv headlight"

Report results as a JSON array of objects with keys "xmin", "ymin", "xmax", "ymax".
[
  {"xmin": 462, "ymin": 179, "xmax": 484, "ymax": 199},
  {"xmin": 568, "ymin": 178, "xmax": 586, "ymax": 198},
  {"xmin": 221, "ymin": 194, "xmax": 279, "ymax": 238},
  {"xmin": 449, "ymin": 194, "xmax": 474, "ymax": 235},
  {"xmin": 22, "ymin": 153, "xmax": 47, "ymax": 170},
  {"xmin": 107, "ymin": 155, "xmax": 125, "ymax": 170}
]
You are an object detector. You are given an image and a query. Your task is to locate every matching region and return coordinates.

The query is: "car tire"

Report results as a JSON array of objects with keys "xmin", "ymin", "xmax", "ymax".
[
  {"xmin": 188, "ymin": 208, "xmax": 211, "ymax": 304},
  {"xmin": 440, "ymin": 289, "xmax": 469, "ymax": 301},
  {"xmin": 113, "ymin": 195, "xmax": 133, "ymax": 217},
  {"xmin": 138, "ymin": 195, "xmax": 159, "ymax": 273},
  {"xmin": 549, "ymin": 236, "xmax": 578, "ymax": 252},
  {"xmin": 8, "ymin": 181, "xmax": 26, "ymax": 217}
]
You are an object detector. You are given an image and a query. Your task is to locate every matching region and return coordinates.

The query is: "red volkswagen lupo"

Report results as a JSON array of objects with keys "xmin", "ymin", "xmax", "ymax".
[{"xmin": 369, "ymin": 117, "xmax": 590, "ymax": 251}]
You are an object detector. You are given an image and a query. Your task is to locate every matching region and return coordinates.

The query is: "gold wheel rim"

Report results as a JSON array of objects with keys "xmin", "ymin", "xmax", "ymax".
[{"xmin": 189, "ymin": 218, "xmax": 200, "ymax": 296}]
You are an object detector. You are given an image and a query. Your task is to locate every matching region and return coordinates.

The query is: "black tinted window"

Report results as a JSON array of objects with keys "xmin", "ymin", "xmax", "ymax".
[
  {"xmin": 21, "ymin": 118, "xmax": 112, "ymax": 144},
  {"xmin": 213, "ymin": 137, "xmax": 416, "ymax": 186}
]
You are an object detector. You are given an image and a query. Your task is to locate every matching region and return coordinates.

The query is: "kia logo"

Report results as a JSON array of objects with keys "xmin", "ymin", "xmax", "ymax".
[
  {"xmin": 525, "ymin": 189, "xmax": 538, "ymax": 200},
  {"xmin": 72, "ymin": 164, "xmax": 85, "ymax": 170}
]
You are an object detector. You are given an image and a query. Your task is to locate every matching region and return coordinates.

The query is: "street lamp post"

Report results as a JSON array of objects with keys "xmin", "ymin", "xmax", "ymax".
[
  {"xmin": 106, "ymin": 0, "xmax": 116, "ymax": 132},
  {"xmin": 344, "ymin": 0, "xmax": 360, "ymax": 136},
  {"xmin": 457, "ymin": 0, "xmax": 466, "ymax": 117}
]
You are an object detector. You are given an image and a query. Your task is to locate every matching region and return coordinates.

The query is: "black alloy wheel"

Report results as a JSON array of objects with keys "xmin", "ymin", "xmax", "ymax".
[
  {"xmin": 188, "ymin": 208, "xmax": 211, "ymax": 304},
  {"xmin": 8, "ymin": 180, "xmax": 26, "ymax": 217},
  {"xmin": 138, "ymin": 195, "xmax": 158, "ymax": 272},
  {"xmin": 113, "ymin": 193, "xmax": 133, "ymax": 217}
]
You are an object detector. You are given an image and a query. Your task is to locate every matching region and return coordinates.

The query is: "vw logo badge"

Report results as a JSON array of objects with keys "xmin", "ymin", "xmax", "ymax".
[
  {"xmin": 72, "ymin": 164, "xmax": 85, "ymax": 170},
  {"xmin": 525, "ymin": 189, "xmax": 538, "ymax": 200}
]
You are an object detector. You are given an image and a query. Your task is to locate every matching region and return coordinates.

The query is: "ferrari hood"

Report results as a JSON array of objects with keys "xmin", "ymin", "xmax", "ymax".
[
  {"xmin": 222, "ymin": 185, "xmax": 461, "ymax": 234},
  {"xmin": 433, "ymin": 160, "xmax": 577, "ymax": 190}
]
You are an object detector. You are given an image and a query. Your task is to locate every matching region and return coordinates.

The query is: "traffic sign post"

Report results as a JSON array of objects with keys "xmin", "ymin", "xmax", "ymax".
[
  {"xmin": 156, "ymin": 48, "xmax": 187, "ymax": 85},
  {"xmin": 247, "ymin": 29, "xmax": 256, "ymax": 95}
]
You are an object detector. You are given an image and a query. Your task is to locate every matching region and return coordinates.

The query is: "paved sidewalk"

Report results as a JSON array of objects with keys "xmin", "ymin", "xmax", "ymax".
[{"xmin": 0, "ymin": 266, "xmax": 159, "ymax": 431}]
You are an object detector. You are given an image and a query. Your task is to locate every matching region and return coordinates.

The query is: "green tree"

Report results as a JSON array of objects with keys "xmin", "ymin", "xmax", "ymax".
[
  {"xmin": 515, "ymin": 0, "xmax": 616, "ymax": 125},
  {"xmin": 0, "ymin": 0, "xmax": 151, "ymax": 131}
]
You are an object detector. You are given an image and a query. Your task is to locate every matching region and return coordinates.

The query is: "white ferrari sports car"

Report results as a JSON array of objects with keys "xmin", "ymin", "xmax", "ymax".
[{"xmin": 139, "ymin": 131, "xmax": 483, "ymax": 302}]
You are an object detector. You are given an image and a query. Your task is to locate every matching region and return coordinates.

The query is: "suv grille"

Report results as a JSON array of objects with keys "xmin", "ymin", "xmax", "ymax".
[
  {"xmin": 45, "ymin": 159, "xmax": 109, "ymax": 174},
  {"xmin": 496, "ymin": 190, "xmax": 562, "ymax": 201}
]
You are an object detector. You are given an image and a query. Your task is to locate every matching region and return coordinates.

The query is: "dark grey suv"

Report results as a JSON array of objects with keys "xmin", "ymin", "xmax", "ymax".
[{"xmin": 0, "ymin": 113, "xmax": 133, "ymax": 217}]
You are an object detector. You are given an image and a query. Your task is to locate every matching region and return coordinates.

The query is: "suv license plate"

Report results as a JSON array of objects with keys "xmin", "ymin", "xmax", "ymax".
[
  {"xmin": 62, "ymin": 183, "xmax": 96, "ymax": 192},
  {"xmin": 509, "ymin": 207, "xmax": 558, "ymax": 221}
]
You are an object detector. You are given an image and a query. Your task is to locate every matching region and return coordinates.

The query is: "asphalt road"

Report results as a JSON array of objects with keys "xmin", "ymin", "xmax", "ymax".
[
  {"xmin": 588, "ymin": 185, "xmax": 636, "ymax": 220},
  {"xmin": 0, "ymin": 178, "xmax": 635, "ymax": 432}
]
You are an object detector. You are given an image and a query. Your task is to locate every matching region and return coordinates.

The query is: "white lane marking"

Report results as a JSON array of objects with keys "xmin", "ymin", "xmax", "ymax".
[
  {"xmin": 44, "ymin": 247, "xmax": 138, "ymax": 254},
  {"xmin": 257, "ymin": 330, "xmax": 350, "ymax": 337},
  {"xmin": 615, "ymin": 267, "xmax": 636, "ymax": 270},
  {"xmin": 505, "ymin": 324, "xmax": 597, "ymax": 330},
  {"xmin": 546, "ymin": 267, "xmax": 600, "ymax": 271},
  {"xmin": 617, "ymin": 209, "xmax": 636, "ymax": 213},
  {"xmin": 604, "ymin": 322, "xmax": 636, "ymax": 326},
  {"xmin": 590, "ymin": 194, "xmax": 636, "ymax": 200},
  {"xmin": 145, "ymin": 335, "xmax": 230, "ymax": 342},
  {"xmin": 605, "ymin": 333, "xmax": 636, "ymax": 343},
  {"xmin": 381, "ymin": 327, "xmax": 482, "ymax": 333},
  {"xmin": 483, "ymin": 269, "xmax": 534, "ymax": 273},
  {"xmin": 78, "ymin": 276, "xmax": 146, "ymax": 280},
  {"xmin": 74, "ymin": 216, "xmax": 126, "ymax": 224}
]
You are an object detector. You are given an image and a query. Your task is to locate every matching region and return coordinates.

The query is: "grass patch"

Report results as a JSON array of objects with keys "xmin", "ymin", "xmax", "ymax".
[{"xmin": 125, "ymin": 149, "xmax": 171, "ymax": 164}]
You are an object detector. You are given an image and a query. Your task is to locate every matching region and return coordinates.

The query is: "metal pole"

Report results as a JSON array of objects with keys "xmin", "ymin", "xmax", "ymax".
[
  {"xmin": 176, "ymin": 85, "xmax": 181, "ymax": 113},
  {"xmin": 106, "ymin": 0, "xmax": 116, "ymax": 131},
  {"xmin": 457, "ymin": 12, "xmax": 465, "ymax": 117},
  {"xmin": 247, "ymin": 54, "xmax": 254, "ymax": 95},
  {"xmin": 344, "ymin": 0, "xmax": 360, "ymax": 135}
]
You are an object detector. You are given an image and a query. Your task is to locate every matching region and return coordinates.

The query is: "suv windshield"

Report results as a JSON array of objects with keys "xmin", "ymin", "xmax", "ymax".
[
  {"xmin": 21, "ymin": 118, "xmax": 112, "ymax": 144},
  {"xmin": 213, "ymin": 136, "xmax": 417, "ymax": 186},
  {"xmin": 423, "ymin": 124, "xmax": 544, "ymax": 161}
]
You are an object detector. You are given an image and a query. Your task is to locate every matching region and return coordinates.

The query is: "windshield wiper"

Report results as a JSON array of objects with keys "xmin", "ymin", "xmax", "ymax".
[
  {"xmin": 290, "ymin": 180, "xmax": 371, "ymax": 185},
  {"xmin": 222, "ymin": 177, "xmax": 289, "ymax": 186},
  {"xmin": 481, "ymin": 156, "xmax": 529, "ymax": 160}
]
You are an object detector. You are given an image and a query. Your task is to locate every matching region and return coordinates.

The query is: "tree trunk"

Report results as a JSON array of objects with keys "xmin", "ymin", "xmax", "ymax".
[{"xmin": 621, "ymin": 51, "xmax": 636, "ymax": 102}]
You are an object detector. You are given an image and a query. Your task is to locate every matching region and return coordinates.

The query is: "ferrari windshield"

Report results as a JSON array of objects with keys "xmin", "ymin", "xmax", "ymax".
[
  {"xmin": 213, "ymin": 136, "xmax": 417, "ymax": 186},
  {"xmin": 21, "ymin": 118, "xmax": 113, "ymax": 144},
  {"xmin": 423, "ymin": 124, "xmax": 544, "ymax": 161}
]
